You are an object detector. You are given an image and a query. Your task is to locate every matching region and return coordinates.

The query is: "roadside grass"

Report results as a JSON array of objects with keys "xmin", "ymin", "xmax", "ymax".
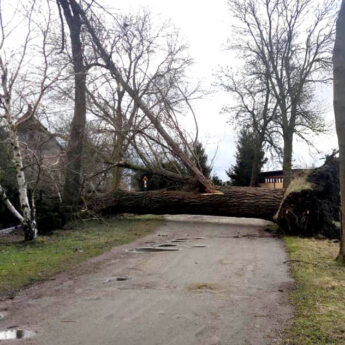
[
  {"xmin": 283, "ymin": 236, "xmax": 345, "ymax": 345},
  {"xmin": 0, "ymin": 216, "xmax": 162, "ymax": 297}
]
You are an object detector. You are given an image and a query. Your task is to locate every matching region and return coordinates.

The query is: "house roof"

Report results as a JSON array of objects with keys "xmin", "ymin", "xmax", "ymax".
[
  {"xmin": 259, "ymin": 170, "xmax": 284, "ymax": 178},
  {"xmin": 16, "ymin": 113, "xmax": 64, "ymax": 151},
  {"xmin": 259, "ymin": 169, "xmax": 310, "ymax": 178},
  {"xmin": 17, "ymin": 112, "xmax": 48, "ymax": 133}
]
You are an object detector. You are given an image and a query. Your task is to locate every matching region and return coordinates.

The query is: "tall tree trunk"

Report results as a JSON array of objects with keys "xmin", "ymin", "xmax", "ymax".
[
  {"xmin": 282, "ymin": 131, "xmax": 293, "ymax": 189},
  {"xmin": 250, "ymin": 154, "xmax": 258, "ymax": 187},
  {"xmin": 250, "ymin": 138, "xmax": 262, "ymax": 187},
  {"xmin": 69, "ymin": 0, "xmax": 217, "ymax": 193},
  {"xmin": 112, "ymin": 135, "xmax": 124, "ymax": 190},
  {"xmin": 59, "ymin": 0, "xmax": 86, "ymax": 210},
  {"xmin": 333, "ymin": 0, "xmax": 345, "ymax": 262},
  {"xmin": 0, "ymin": 184, "xmax": 24, "ymax": 223},
  {"xmin": 113, "ymin": 165, "xmax": 123, "ymax": 190},
  {"xmin": 0, "ymin": 60, "xmax": 37, "ymax": 240},
  {"xmin": 8, "ymin": 123, "xmax": 38, "ymax": 240}
]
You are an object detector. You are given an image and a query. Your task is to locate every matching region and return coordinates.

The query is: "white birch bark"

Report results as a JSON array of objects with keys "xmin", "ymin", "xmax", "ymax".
[
  {"xmin": 0, "ymin": 58, "xmax": 37, "ymax": 240},
  {"xmin": 6, "ymin": 116, "xmax": 37, "ymax": 240},
  {"xmin": 0, "ymin": 183, "xmax": 24, "ymax": 223}
]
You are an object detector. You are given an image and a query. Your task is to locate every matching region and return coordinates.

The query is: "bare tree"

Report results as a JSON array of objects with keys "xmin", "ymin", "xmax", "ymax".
[
  {"xmin": 333, "ymin": 0, "xmax": 345, "ymax": 262},
  {"xmin": 84, "ymin": 12, "xmax": 157, "ymax": 190},
  {"xmin": 0, "ymin": 0, "xmax": 63, "ymax": 239},
  {"xmin": 61, "ymin": 0, "xmax": 217, "ymax": 193},
  {"xmin": 218, "ymin": 68, "xmax": 279, "ymax": 186},
  {"xmin": 228, "ymin": 0, "xmax": 335, "ymax": 187}
]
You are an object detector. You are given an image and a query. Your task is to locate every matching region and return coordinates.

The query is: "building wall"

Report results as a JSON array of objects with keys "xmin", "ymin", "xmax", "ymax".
[
  {"xmin": 259, "ymin": 175, "xmax": 284, "ymax": 189},
  {"xmin": 259, "ymin": 182, "xmax": 283, "ymax": 189},
  {"xmin": 259, "ymin": 169, "xmax": 310, "ymax": 189}
]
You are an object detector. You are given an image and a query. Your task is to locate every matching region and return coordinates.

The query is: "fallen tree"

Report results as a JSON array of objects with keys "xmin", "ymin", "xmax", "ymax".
[
  {"xmin": 88, "ymin": 156, "xmax": 340, "ymax": 239},
  {"xmin": 89, "ymin": 187, "xmax": 283, "ymax": 220}
]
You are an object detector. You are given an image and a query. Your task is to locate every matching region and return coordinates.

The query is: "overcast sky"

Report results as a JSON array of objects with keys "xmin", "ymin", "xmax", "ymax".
[
  {"xmin": 109, "ymin": 0, "xmax": 236, "ymax": 179},
  {"xmin": 5, "ymin": 0, "xmax": 337, "ymax": 179},
  {"xmin": 110, "ymin": 0, "xmax": 339, "ymax": 179}
]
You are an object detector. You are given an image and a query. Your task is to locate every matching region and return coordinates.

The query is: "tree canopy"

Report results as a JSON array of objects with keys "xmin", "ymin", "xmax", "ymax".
[{"xmin": 226, "ymin": 129, "xmax": 266, "ymax": 186}]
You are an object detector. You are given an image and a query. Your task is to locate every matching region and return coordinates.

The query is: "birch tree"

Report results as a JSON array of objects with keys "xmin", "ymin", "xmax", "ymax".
[{"xmin": 0, "ymin": 0, "xmax": 63, "ymax": 240}]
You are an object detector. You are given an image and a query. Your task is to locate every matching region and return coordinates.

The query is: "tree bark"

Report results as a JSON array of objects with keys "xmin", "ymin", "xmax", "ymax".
[
  {"xmin": 59, "ymin": 0, "xmax": 87, "ymax": 210},
  {"xmin": 0, "ymin": 60, "xmax": 37, "ymax": 240},
  {"xmin": 69, "ymin": 0, "xmax": 216, "ymax": 193},
  {"xmin": 7, "ymin": 122, "xmax": 38, "ymax": 240},
  {"xmin": 113, "ymin": 165, "xmax": 123, "ymax": 190},
  {"xmin": 0, "ymin": 184, "xmax": 24, "ymax": 223},
  {"xmin": 112, "ymin": 132, "xmax": 124, "ymax": 190},
  {"xmin": 282, "ymin": 131, "xmax": 293, "ymax": 189},
  {"xmin": 89, "ymin": 187, "xmax": 283, "ymax": 221},
  {"xmin": 249, "ymin": 152, "xmax": 259, "ymax": 187},
  {"xmin": 249, "ymin": 137, "xmax": 262, "ymax": 187},
  {"xmin": 333, "ymin": 0, "xmax": 345, "ymax": 261}
]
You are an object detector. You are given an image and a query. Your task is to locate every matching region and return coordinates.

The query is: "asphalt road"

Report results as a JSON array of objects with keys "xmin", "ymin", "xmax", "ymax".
[{"xmin": 0, "ymin": 216, "xmax": 294, "ymax": 345}]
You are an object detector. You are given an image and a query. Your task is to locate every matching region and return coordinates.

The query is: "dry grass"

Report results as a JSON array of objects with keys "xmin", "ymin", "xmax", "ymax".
[{"xmin": 281, "ymin": 237, "xmax": 345, "ymax": 344}]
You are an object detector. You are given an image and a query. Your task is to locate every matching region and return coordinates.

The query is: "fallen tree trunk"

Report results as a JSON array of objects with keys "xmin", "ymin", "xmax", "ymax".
[
  {"xmin": 87, "ymin": 157, "xmax": 340, "ymax": 238},
  {"xmin": 89, "ymin": 187, "xmax": 284, "ymax": 220}
]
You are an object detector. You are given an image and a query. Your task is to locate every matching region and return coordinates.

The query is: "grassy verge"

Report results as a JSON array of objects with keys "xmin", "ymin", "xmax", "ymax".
[
  {"xmin": 0, "ymin": 216, "xmax": 162, "ymax": 297},
  {"xmin": 283, "ymin": 237, "xmax": 345, "ymax": 345}
]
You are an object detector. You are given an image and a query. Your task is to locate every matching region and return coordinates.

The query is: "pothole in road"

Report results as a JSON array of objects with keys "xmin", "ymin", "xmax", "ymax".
[
  {"xmin": 134, "ymin": 247, "xmax": 179, "ymax": 252},
  {"xmin": 0, "ymin": 329, "xmax": 36, "ymax": 340},
  {"xmin": 157, "ymin": 244, "xmax": 177, "ymax": 248},
  {"xmin": 187, "ymin": 283, "xmax": 220, "ymax": 292},
  {"xmin": 191, "ymin": 245, "xmax": 208, "ymax": 248},
  {"xmin": 171, "ymin": 239, "xmax": 188, "ymax": 243},
  {"xmin": 104, "ymin": 276, "xmax": 130, "ymax": 283}
]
